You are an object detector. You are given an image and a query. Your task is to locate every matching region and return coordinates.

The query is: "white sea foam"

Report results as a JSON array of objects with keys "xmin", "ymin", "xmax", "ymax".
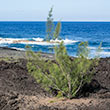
[
  {"xmin": 50, "ymin": 38, "xmax": 78, "ymax": 44},
  {"xmin": 88, "ymin": 47, "xmax": 97, "ymax": 49},
  {"xmin": 100, "ymin": 51, "xmax": 110, "ymax": 55},
  {"xmin": 88, "ymin": 46, "xmax": 110, "ymax": 50},
  {"xmin": 0, "ymin": 37, "xmax": 78, "ymax": 45},
  {"xmin": 102, "ymin": 47, "xmax": 110, "ymax": 50},
  {"xmin": 0, "ymin": 38, "xmax": 13, "ymax": 44},
  {"xmin": 17, "ymin": 41, "xmax": 58, "ymax": 45},
  {"xmin": 90, "ymin": 50, "xmax": 110, "ymax": 58},
  {"xmin": 0, "ymin": 38, "xmax": 26, "ymax": 44},
  {"xmin": 11, "ymin": 47, "xmax": 25, "ymax": 51},
  {"xmin": 32, "ymin": 38, "xmax": 44, "ymax": 42}
]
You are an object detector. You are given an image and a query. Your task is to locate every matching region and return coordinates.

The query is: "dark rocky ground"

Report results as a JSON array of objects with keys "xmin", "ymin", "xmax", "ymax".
[{"xmin": 0, "ymin": 48, "xmax": 110, "ymax": 110}]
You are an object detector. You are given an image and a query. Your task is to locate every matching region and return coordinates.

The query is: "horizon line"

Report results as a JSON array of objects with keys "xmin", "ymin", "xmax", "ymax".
[{"xmin": 0, "ymin": 20, "xmax": 110, "ymax": 22}]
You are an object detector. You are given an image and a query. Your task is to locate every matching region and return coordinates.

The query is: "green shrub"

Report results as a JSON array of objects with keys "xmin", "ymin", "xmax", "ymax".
[{"xmin": 26, "ymin": 41, "xmax": 100, "ymax": 99}]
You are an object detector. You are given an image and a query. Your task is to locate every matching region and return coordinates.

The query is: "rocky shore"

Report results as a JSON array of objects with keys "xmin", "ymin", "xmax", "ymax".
[
  {"xmin": 0, "ymin": 47, "xmax": 110, "ymax": 110},
  {"xmin": 0, "ymin": 47, "xmax": 54, "ymax": 59}
]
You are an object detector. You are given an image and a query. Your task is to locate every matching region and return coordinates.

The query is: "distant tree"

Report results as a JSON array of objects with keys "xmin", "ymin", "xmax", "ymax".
[
  {"xmin": 46, "ymin": 7, "xmax": 61, "ymax": 41},
  {"xmin": 46, "ymin": 7, "xmax": 54, "ymax": 41}
]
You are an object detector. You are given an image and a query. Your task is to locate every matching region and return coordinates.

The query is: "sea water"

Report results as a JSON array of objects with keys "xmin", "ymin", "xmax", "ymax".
[{"xmin": 0, "ymin": 21, "xmax": 110, "ymax": 58}]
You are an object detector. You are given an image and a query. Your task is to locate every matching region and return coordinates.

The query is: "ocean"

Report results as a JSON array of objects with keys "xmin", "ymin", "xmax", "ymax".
[{"xmin": 0, "ymin": 21, "xmax": 110, "ymax": 58}]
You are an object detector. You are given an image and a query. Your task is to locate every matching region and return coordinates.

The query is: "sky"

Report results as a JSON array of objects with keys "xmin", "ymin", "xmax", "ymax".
[{"xmin": 0, "ymin": 0, "xmax": 110, "ymax": 21}]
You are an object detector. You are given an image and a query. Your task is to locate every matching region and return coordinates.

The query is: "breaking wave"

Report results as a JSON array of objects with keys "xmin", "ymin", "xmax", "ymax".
[
  {"xmin": 88, "ymin": 46, "xmax": 110, "ymax": 50},
  {"xmin": 0, "ymin": 37, "xmax": 78, "ymax": 45}
]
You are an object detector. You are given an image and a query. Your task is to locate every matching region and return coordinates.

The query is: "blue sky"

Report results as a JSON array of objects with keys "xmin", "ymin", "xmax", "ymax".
[{"xmin": 0, "ymin": 0, "xmax": 110, "ymax": 21}]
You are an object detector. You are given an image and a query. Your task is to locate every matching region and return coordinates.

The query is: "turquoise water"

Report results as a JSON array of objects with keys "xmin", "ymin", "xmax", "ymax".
[{"xmin": 0, "ymin": 22, "xmax": 110, "ymax": 57}]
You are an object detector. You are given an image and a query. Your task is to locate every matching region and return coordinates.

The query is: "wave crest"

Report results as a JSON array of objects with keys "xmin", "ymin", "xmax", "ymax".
[{"xmin": 0, "ymin": 37, "xmax": 78, "ymax": 45}]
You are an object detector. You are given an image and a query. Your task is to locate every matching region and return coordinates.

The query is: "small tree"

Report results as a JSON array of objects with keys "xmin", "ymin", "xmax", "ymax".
[
  {"xmin": 46, "ymin": 7, "xmax": 54, "ymax": 41},
  {"xmin": 26, "ymin": 41, "xmax": 100, "ymax": 99},
  {"xmin": 46, "ymin": 7, "xmax": 61, "ymax": 41}
]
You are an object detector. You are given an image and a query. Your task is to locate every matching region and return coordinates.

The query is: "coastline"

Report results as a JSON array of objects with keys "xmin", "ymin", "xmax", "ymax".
[
  {"xmin": 0, "ymin": 46, "xmax": 110, "ymax": 59},
  {"xmin": 0, "ymin": 47, "xmax": 54, "ymax": 60}
]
